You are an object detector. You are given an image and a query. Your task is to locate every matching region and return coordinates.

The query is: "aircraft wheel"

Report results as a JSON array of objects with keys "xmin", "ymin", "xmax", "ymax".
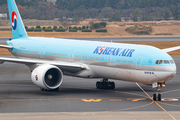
[
  {"xmin": 99, "ymin": 82, "xmax": 103, "ymax": 89},
  {"xmin": 103, "ymin": 82, "xmax": 108, "ymax": 89},
  {"xmin": 153, "ymin": 94, "xmax": 156, "ymax": 101},
  {"xmin": 158, "ymin": 94, "xmax": 161, "ymax": 101},
  {"xmin": 110, "ymin": 82, "xmax": 115, "ymax": 89},
  {"xmin": 96, "ymin": 82, "xmax": 100, "ymax": 89}
]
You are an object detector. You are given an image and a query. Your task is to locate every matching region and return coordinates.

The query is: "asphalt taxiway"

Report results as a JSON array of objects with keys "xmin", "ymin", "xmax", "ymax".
[
  {"xmin": 1, "ymin": 36, "xmax": 180, "ymax": 43},
  {"xmin": 0, "ymin": 57, "xmax": 180, "ymax": 119}
]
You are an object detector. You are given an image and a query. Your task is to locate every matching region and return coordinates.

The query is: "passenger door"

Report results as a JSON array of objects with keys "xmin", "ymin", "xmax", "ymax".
[
  {"xmin": 136, "ymin": 56, "xmax": 143, "ymax": 70},
  {"xmin": 40, "ymin": 47, "xmax": 45, "ymax": 59},
  {"xmin": 69, "ymin": 50, "xmax": 74, "ymax": 62}
]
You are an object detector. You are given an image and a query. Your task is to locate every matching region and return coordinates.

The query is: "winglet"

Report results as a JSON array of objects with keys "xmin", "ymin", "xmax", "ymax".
[{"xmin": 7, "ymin": 0, "xmax": 28, "ymax": 39}]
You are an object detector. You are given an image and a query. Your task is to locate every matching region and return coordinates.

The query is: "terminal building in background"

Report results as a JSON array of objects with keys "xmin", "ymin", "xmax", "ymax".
[{"xmin": 0, "ymin": 14, "xmax": 7, "ymax": 20}]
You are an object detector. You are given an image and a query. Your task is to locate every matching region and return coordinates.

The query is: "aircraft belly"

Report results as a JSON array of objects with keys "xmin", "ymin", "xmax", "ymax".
[
  {"xmin": 89, "ymin": 65, "xmax": 175, "ymax": 84},
  {"xmin": 89, "ymin": 65, "xmax": 157, "ymax": 83}
]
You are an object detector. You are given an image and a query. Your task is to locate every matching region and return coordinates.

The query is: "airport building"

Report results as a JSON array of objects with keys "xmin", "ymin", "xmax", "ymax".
[{"xmin": 0, "ymin": 14, "xmax": 7, "ymax": 19}]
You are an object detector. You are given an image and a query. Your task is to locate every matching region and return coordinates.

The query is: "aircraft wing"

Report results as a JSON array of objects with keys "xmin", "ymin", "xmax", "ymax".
[
  {"xmin": 162, "ymin": 46, "xmax": 180, "ymax": 53},
  {"xmin": 0, "ymin": 45, "xmax": 13, "ymax": 49},
  {"xmin": 0, "ymin": 57, "xmax": 86, "ymax": 73}
]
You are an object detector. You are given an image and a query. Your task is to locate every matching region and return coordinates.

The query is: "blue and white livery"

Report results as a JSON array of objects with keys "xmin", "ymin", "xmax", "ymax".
[{"xmin": 0, "ymin": 0, "xmax": 180, "ymax": 101}]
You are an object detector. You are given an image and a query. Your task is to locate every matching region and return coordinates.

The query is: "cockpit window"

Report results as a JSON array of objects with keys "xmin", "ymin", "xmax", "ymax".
[
  {"xmin": 170, "ymin": 60, "xmax": 175, "ymax": 64},
  {"xmin": 155, "ymin": 60, "xmax": 174, "ymax": 64},
  {"xmin": 155, "ymin": 60, "xmax": 159, "ymax": 64},
  {"xmin": 164, "ymin": 60, "xmax": 170, "ymax": 64},
  {"xmin": 159, "ymin": 60, "xmax": 164, "ymax": 64}
]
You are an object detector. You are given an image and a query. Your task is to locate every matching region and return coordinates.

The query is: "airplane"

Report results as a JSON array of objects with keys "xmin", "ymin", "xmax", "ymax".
[{"xmin": 0, "ymin": 0, "xmax": 180, "ymax": 101}]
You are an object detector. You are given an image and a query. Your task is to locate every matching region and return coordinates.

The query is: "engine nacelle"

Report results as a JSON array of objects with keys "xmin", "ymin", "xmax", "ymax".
[{"xmin": 31, "ymin": 64, "xmax": 63, "ymax": 90}]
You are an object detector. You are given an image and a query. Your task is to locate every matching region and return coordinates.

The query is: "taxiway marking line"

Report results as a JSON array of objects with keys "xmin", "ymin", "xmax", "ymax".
[
  {"xmin": 135, "ymin": 83, "xmax": 152, "ymax": 100},
  {"xmin": 109, "ymin": 99, "xmax": 122, "ymax": 101},
  {"xmin": 106, "ymin": 101, "xmax": 154, "ymax": 111},
  {"xmin": 161, "ymin": 89, "xmax": 180, "ymax": 94},
  {"xmin": 155, "ymin": 101, "xmax": 176, "ymax": 120},
  {"xmin": 136, "ymin": 82, "xmax": 176, "ymax": 120},
  {"xmin": 158, "ymin": 102, "xmax": 180, "ymax": 107},
  {"xmin": 81, "ymin": 99, "xmax": 102, "ymax": 102},
  {"xmin": 155, "ymin": 101, "xmax": 167, "ymax": 112},
  {"xmin": 132, "ymin": 98, "xmax": 146, "ymax": 101}
]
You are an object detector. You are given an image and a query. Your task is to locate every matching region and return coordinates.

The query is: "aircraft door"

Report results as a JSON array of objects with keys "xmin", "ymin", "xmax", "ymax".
[
  {"xmin": 40, "ymin": 47, "xmax": 45, "ymax": 59},
  {"xmin": 107, "ymin": 54, "xmax": 112, "ymax": 66},
  {"xmin": 136, "ymin": 56, "xmax": 143, "ymax": 70},
  {"xmin": 69, "ymin": 50, "xmax": 74, "ymax": 62}
]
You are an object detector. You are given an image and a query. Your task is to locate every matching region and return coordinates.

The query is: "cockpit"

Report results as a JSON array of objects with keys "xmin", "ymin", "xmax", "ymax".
[{"xmin": 155, "ymin": 60, "xmax": 175, "ymax": 65}]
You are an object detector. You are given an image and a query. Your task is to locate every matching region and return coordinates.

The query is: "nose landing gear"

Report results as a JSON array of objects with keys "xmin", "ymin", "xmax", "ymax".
[
  {"xmin": 96, "ymin": 78, "xmax": 115, "ymax": 89},
  {"xmin": 153, "ymin": 87, "xmax": 161, "ymax": 101},
  {"xmin": 152, "ymin": 82, "xmax": 165, "ymax": 101}
]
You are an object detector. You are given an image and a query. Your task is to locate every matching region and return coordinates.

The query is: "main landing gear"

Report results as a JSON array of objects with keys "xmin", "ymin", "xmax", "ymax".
[
  {"xmin": 96, "ymin": 78, "xmax": 115, "ymax": 89},
  {"xmin": 152, "ymin": 82, "xmax": 165, "ymax": 101}
]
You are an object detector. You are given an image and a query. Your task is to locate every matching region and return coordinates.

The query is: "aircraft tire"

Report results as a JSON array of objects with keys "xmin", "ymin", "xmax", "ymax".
[
  {"xmin": 110, "ymin": 82, "xmax": 115, "ymax": 89},
  {"xmin": 158, "ymin": 94, "xmax": 161, "ymax": 101},
  {"xmin": 103, "ymin": 82, "xmax": 108, "ymax": 89},
  {"xmin": 153, "ymin": 94, "xmax": 156, "ymax": 101},
  {"xmin": 96, "ymin": 82, "xmax": 100, "ymax": 89},
  {"xmin": 99, "ymin": 82, "xmax": 103, "ymax": 89}
]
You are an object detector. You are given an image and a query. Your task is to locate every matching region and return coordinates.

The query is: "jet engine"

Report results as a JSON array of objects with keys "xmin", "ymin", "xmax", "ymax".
[{"xmin": 31, "ymin": 64, "xmax": 63, "ymax": 90}]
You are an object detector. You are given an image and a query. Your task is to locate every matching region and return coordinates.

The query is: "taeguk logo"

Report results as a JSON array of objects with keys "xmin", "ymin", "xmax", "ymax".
[
  {"xmin": 11, "ymin": 11, "xmax": 18, "ymax": 31},
  {"xmin": 35, "ymin": 75, "xmax": 38, "ymax": 81},
  {"xmin": 98, "ymin": 46, "xmax": 106, "ymax": 55}
]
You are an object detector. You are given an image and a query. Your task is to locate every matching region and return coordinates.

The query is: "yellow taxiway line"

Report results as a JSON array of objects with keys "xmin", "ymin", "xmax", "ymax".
[{"xmin": 136, "ymin": 82, "xmax": 176, "ymax": 120}]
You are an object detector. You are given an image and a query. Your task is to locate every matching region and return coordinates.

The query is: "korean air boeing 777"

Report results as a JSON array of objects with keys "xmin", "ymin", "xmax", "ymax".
[{"xmin": 0, "ymin": 0, "xmax": 180, "ymax": 101}]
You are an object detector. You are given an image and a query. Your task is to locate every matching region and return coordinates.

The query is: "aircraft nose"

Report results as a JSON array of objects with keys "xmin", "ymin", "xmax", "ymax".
[
  {"xmin": 167, "ymin": 65, "xmax": 177, "ymax": 79},
  {"xmin": 167, "ymin": 65, "xmax": 176, "ymax": 73},
  {"xmin": 159, "ymin": 66, "xmax": 177, "ymax": 82}
]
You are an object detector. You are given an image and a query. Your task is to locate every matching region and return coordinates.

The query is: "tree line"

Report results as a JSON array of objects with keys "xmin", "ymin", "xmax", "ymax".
[
  {"xmin": 25, "ymin": 24, "xmax": 107, "ymax": 32},
  {"xmin": 1, "ymin": 0, "xmax": 179, "ymax": 10},
  {"xmin": 56, "ymin": 0, "xmax": 179, "ymax": 11},
  {"xmin": 0, "ymin": 0, "xmax": 180, "ymax": 21}
]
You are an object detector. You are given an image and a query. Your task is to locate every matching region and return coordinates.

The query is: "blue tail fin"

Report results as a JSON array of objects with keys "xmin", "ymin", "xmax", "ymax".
[{"xmin": 7, "ymin": 0, "xmax": 28, "ymax": 39}]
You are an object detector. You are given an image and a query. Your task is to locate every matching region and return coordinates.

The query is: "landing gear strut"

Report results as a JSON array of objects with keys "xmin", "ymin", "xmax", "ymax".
[
  {"xmin": 152, "ymin": 83, "xmax": 165, "ymax": 101},
  {"xmin": 96, "ymin": 78, "xmax": 115, "ymax": 89}
]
